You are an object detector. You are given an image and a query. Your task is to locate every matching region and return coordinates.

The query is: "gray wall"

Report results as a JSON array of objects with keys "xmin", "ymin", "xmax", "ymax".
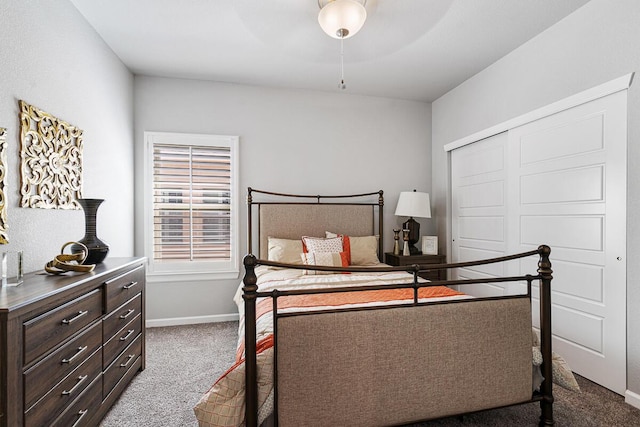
[
  {"xmin": 133, "ymin": 76, "xmax": 433, "ymax": 323},
  {"xmin": 0, "ymin": 1, "xmax": 135, "ymax": 273},
  {"xmin": 431, "ymin": 0, "xmax": 640, "ymax": 399}
]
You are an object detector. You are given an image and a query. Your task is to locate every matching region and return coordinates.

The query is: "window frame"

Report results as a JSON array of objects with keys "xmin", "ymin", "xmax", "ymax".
[{"xmin": 144, "ymin": 131, "xmax": 239, "ymax": 280}]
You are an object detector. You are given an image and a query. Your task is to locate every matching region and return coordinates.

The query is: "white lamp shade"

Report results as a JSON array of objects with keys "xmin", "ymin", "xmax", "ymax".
[
  {"xmin": 395, "ymin": 191, "xmax": 431, "ymax": 219},
  {"xmin": 318, "ymin": 0, "xmax": 367, "ymax": 39}
]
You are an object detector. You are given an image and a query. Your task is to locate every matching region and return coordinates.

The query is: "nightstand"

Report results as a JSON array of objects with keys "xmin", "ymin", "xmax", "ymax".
[{"xmin": 384, "ymin": 253, "xmax": 447, "ymax": 281}]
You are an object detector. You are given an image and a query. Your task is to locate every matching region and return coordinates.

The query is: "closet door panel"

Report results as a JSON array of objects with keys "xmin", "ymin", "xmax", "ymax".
[
  {"xmin": 507, "ymin": 90, "xmax": 627, "ymax": 394},
  {"xmin": 451, "ymin": 132, "xmax": 511, "ymax": 296}
]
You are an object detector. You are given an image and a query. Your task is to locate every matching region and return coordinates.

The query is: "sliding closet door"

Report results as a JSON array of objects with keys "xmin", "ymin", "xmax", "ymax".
[
  {"xmin": 450, "ymin": 132, "xmax": 514, "ymax": 296},
  {"xmin": 451, "ymin": 89, "xmax": 627, "ymax": 394},
  {"xmin": 507, "ymin": 91, "xmax": 627, "ymax": 394}
]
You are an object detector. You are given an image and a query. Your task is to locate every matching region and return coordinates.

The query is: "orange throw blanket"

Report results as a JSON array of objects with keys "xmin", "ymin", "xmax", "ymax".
[
  {"xmin": 238, "ymin": 285, "xmax": 465, "ymax": 361},
  {"xmin": 255, "ymin": 285, "xmax": 464, "ymax": 319}
]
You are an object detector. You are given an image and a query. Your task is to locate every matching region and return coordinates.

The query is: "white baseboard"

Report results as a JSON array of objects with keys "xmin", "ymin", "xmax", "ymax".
[
  {"xmin": 626, "ymin": 389, "xmax": 640, "ymax": 410},
  {"xmin": 146, "ymin": 313, "xmax": 239, "ymax": 328}
]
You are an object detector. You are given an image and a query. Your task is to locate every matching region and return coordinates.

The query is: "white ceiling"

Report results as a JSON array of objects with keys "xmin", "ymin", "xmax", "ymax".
[{"xmin": 69, "ymin": 0, "xmax": 590, "ymax": 102}]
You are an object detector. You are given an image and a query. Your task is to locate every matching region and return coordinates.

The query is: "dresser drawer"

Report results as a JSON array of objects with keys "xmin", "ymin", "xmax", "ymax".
[
  {"xmin": 103, "ymin": 293, "xmax": 142, "ymax": 342},
  {"xmin": 103, "ymin": 313, "xmax": 142, "ymax": 368},
  {"xmin": 24, "ymin": 321, "xmax": 102, "ymax": 410},
  {"xmin": 103, "ymin": 334, "xmax": 142, "ymax": 398},
  {"xmin": 50, "ymin": 374, "xmax": 102, "ymax": 427},
  {"xmin": 105, "ymin": 265, "xmax": 144, "ymax": 313},
  {"xmin": 23, "ymin": 289, "xmax": 103, "ymax": 366},
  {"xmin": 24, "ymin": 348, "xmax": 101, "ymax": 427}
]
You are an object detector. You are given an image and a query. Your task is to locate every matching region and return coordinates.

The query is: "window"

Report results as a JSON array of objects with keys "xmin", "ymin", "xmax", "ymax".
[{"xmin": 144, "ymin": 132, "xmax": 239, "ymax": 279}]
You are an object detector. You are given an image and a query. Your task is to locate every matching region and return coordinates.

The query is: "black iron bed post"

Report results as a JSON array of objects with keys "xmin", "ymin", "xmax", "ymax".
[
  {"xmin": 537, "ymin": 244, "xmax": 554, "ymax": 426},
  {"xmin": 243, "ymin": 254, "xmax": 259, "ymax": 427},
  {"xmin": 247, "ymin": 187, "xmax": 253, "ymax": 254},
  {"xmin": 378, "ymin": 190, "xmax": 384, "ymax": 259}
]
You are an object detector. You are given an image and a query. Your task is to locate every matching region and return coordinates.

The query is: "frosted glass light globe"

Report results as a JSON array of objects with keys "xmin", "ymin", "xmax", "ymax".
[{"xmin": 318, "ymin": 0, "xmax": 367, "ymax": 39}]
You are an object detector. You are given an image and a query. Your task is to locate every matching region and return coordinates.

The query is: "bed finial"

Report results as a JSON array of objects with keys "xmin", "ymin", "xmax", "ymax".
[
  {"xmin": 537, "ymin": 245, "xmax": 552, "ymax": 279},
  {"xmin": 247, "ymin": 187, "xmax": 253, "ymax": 205},
  {"xmin": 378, "ymin": 190, "xmax": 384, "ymax": 206},
  {"xmin": 243, "ymin": 254, "xmax": 258, "ymax": 297}
]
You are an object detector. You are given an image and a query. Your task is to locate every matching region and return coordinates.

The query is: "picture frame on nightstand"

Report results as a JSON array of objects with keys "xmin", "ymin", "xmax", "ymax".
[{"xmin": 422, "ymin": 236, "xmax": 438, "ymax": 255}]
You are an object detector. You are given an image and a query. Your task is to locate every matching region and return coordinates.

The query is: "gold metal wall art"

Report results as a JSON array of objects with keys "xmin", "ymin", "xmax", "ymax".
[
  {"xmin": 19, "ymin": 100, "xmax": 83, "ymax": 209},
  {"xmin": 0, "ymin": 128, "xmax": 8, "ymax": 243}
]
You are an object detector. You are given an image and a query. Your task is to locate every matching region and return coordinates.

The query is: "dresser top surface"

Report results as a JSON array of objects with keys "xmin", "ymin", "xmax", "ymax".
[{"xmin": 0, "ymin": 257, "xmax": 146, "ymax": 312}]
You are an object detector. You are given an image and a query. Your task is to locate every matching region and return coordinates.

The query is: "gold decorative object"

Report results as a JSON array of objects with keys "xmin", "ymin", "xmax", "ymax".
[
  {"xmin": 19, "ymin": 101, "xmax": 83, "ymax": 209},
  {"xmin": 393, "ymin": 228, "xmax": 400, "ymax": 255},
  {"xmin": 44, "ymin": 241, "xmax": 95, "ymax": 275},
  {"xmin": 0, "ymin": 128, "xmax": 8, "ymax": 243}
]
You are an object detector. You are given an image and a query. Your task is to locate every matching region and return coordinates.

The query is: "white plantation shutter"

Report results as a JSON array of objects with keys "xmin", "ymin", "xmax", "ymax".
[{"xmin": 145, "ymin": 132, "xmax": 239, "ymax": 277}]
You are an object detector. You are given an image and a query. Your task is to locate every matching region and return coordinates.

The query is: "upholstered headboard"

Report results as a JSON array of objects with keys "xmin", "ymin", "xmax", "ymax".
[{"xmin": 246, "ymin": 188, "xmax": 384, "ymax": 260}]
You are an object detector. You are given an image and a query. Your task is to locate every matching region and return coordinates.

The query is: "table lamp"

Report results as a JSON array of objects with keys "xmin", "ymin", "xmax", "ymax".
[{"xmin": 394, "ymin": 190, "xmax": 431, "ymax": 255}]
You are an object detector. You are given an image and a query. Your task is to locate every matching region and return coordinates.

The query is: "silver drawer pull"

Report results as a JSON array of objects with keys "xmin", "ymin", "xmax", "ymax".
[
  {"xmin": 119, "ymin": 308, "xmax": 136, "ymax": 319},
  {"xmin": 62, "ymin": 310, "xmax": 89, "ymax": 325},
  {"xmin": 122, "ymin": 281, "xmax": 138, "ymax": 290},
  {"xmin": 62, "ymin": 375, "xmax": 88, "ymax": 396},
  {"xmin": 71, "ymin": 409, "xmax": 89, "ymax": 427},
  {"xmin": 119, "ymin": 329, "xmax": 135, "ymax": 341},
  {"xmin": 61, "ymin": 346, "xmax": 88, "ymax": 364},
  {"xmin": 120, "ymin": 354, "xmax": 135, "ymax": 368}
]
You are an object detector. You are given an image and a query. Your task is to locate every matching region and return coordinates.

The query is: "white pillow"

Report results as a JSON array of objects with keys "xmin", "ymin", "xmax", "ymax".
[
  {"xmin": 267, "ymin": 237, "xmax": 303, "ymax": 264},
  {"xmin": 302, "ymin": 236, "xmax": 344, "ymax": 253}
]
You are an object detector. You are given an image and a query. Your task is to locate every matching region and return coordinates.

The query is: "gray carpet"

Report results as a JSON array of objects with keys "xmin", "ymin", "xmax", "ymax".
[
  {"xmin": 101, "ymin": 322, "xmax": 640, "ymax": 427},
  {"xmin": 101, "ymin": 322, "xmax": 238, "ymax": 427}
]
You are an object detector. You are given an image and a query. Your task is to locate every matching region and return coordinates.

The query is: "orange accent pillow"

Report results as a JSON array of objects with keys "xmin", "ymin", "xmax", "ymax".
[{"xmin": 342, "ymin": 235, "xmax": 351, "ymax": 265}]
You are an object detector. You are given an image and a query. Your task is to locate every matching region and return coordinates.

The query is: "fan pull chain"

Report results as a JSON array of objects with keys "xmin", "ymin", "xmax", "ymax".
[{"xmin": 339, "ymin": 37, "xmax": 346, "ymax": 90}]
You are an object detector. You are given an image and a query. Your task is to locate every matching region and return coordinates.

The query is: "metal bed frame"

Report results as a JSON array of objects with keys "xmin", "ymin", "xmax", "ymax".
[{"xmin": 241, "ymin": 188, "xmax": 554, "ymax": 426}]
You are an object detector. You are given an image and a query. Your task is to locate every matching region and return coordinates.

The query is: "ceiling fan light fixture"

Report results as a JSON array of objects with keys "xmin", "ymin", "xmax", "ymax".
[{"xmin": 318, "ymin": 0, "xmax": 367, "ymax": 39}]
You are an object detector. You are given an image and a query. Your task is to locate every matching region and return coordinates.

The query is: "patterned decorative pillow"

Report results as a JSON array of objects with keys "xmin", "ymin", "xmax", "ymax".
[
  {"xmin": 532, "ymin": 328, "xmax": 541, "ymax": 347},
  {"xmin": 300, "ymin": 252, "xmax": 348, "ymax": 275},
  {"xmin": 532, "ymin": 345, "xmax": 581, "ymax": 392},
  {"xmin": 326, "ymin": 232, "xmax": 379, "ymax": 265},
  {"xmin": 301, "ymin": 236, "xmax": 344, "ymax": 254},
  {"xmin": 267, "ymin": 237, "xmax": 304, "ymax": 264},
  {"xmin": 551, "ymin": 351, "xmax": 581, "ymax": 392}
]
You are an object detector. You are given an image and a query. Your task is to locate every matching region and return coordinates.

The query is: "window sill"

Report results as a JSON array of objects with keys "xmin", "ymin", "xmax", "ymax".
[{"xmin": 146, "ymin": 269, "xmax": 240, "ymax": 283}]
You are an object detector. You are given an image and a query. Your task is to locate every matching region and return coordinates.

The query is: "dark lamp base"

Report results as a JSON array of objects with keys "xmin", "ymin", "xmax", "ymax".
[{"xmin": 402, "ymin": 217, "xmax": 421, "ymax": 255}]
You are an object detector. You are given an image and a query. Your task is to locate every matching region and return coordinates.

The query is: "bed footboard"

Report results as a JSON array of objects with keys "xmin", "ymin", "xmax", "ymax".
[
  {"xmin": 243, "ymin": 245, "xmax": 554, "ymax": 427},
  {"xmin": 275, "ymin": 297, "xmax": 532, "ymax": 426}
]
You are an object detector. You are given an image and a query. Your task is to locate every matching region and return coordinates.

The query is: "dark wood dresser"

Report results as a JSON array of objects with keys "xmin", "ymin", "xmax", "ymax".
[{"xmin": 0, "ymin": 257, "xmax": 146, "ymax": 427}]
